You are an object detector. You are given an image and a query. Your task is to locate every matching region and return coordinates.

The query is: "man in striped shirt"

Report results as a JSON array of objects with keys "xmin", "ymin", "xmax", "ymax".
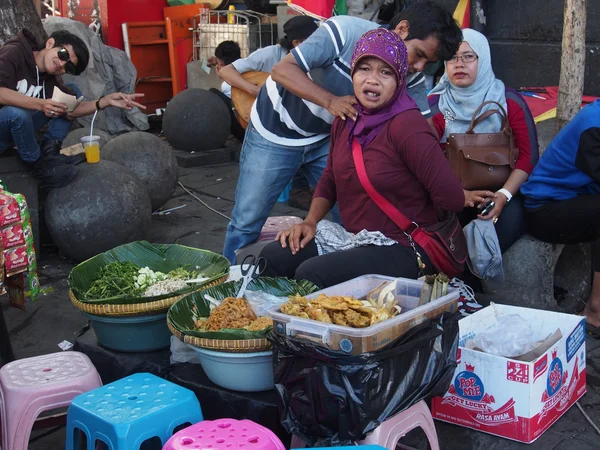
[{"xmin": 223, "ymin": 1, "xmax": 462, "ymax": 263}]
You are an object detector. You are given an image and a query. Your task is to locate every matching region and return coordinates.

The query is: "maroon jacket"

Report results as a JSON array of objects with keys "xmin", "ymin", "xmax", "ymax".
[{"xmin": 314, "ymin": 109, "xmax": 465, "ymax": 246}]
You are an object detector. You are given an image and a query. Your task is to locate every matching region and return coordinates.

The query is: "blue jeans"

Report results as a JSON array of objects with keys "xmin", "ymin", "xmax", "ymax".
[
  {"xmin": 0, "ymin": 83, "xmax": 81, "ymax": 162},
  {"xmin": 223, "ymin": 122, "xmax": 339, "ymax": 263}
]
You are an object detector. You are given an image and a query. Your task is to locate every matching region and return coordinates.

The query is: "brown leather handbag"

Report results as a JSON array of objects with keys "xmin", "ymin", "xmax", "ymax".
[{"xmin": 446, "ymin": 100, "xmax": 519, "ymax": 191}]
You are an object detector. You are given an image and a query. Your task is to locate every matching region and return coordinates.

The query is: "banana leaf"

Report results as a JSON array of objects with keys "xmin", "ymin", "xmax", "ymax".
[
  {"xmin": 69, "ymin": 241, "xmax": 230, "ymax": 304},
  {"xmin": 168, "ymin": 277, "xmax": 319, "ymax": 340}
]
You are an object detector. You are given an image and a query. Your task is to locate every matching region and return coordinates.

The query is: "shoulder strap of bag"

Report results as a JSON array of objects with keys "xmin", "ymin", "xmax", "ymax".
[
  {"xmin": 467, "ymin": 100, "xmax": 509, "ymax": 134},
  {"xmin": 351, "ymin": 139, "xmax": 413, "ymax": 231}
]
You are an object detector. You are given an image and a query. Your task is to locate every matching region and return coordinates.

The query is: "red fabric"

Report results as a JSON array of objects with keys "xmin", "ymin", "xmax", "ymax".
[
  {"xmin": 287, "ymin": 0, "xmax": 335, "ymax": 20},
  {"xmin": 521, "ymin": 86, "xmax": 600, "ymax": 120},
  {"xmin": 314, "ymin": 110, "xmax": 465, "ymax": 245},
  {"xmin": 431, "ymin": 98, "xmax": 535, "ymax": 174}
]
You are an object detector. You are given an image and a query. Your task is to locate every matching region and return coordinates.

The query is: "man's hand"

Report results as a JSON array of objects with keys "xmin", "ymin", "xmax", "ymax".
[
  {"xmin": 100, "ymin": 93, "xmax": 146, "ymax": 111},
  {"xmin": 326, "ymin": 95, "xmax": 358, "ymax": 121},
  {"xmin": 276, "ymin": 222, "xmax": 317, "ymax": 255},
  {"xmin": 40, "ymin": 99, "xmax": 68, "ymax": 118},
  {"xmin": 464, "ymin": 189, "xmax": 496, "ymax": 208}
]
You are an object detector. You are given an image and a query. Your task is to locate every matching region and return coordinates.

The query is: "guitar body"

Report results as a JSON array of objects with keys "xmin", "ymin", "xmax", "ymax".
[{"xmin": 230, "ymin": 71, "xmax": 270, "ymax": 129}]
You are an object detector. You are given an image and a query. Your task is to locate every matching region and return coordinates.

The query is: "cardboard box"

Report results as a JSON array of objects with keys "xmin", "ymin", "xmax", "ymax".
[{"xmin": 431, "ymin": 304, "xmax": 586, "ymax": 443}]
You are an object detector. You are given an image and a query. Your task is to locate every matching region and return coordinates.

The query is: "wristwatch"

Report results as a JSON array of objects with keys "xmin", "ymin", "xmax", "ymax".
[
  {"xmin": 497, "ymin": 188, "xmax": 513, "ymax": 202},
  {"xmin": 96, "ymin": 96, "xmax": 104, "ymax": 111}
]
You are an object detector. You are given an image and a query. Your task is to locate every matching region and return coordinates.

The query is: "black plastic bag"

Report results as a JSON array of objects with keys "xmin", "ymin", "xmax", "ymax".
[{"xmin": 268, "ymin": 312, "xmax": 460, "ymax": 446}]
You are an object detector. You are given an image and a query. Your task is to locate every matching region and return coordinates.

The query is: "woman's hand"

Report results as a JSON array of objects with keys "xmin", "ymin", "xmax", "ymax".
[
  {"xmin": 464, "ymin": 189, "xmax": 495, "ymax": 208},
  {"xmin": 276, "ymin": 222, "xmax": 317, "ymax": 255},
  {"xmin": 478, "ymin": 191, "xmax": 508, "ymax": 222}
]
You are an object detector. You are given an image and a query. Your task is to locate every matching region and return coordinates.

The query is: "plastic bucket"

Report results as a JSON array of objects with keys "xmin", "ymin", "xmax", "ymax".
[
  {"xmin": 190, "ymin": 347, "xmax": 274, "ymax": 392},
  {"xmin": 82, "ymin": 312, "xmax": 171, "ymax": 352}
]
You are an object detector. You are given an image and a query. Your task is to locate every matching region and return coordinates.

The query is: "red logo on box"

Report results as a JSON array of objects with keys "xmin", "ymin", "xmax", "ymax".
[
  {"xmin": 534, "ymin": 355, "xmax": 549, "ymax": 381},
  {"xmin": 507, "ymin": 361, "xmax": 530, "ymax": 384}
]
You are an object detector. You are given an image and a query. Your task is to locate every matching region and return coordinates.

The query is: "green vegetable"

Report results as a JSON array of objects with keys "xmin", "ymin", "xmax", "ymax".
[
  {"xmin": 83, "ymin": 262, "xmax": 142, "ymax": 299},
  {"xmin": 167, "ymin": 267, "xmax": 199, "ymax": 280}
]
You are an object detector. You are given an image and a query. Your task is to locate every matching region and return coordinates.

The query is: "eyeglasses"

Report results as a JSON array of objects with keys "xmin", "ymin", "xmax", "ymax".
[
  {"xmin": 57, "ymin": 46, "xmax": 78, "ymax": 75},
  {"xmin": 448, "ymin": 53, "xmax": 478, "ymax": 64}
]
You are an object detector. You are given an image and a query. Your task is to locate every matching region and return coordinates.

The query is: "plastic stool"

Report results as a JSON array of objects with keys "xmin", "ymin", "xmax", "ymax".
[
  {"xmin": 66, "ymin": 372, "xmax": 203, "ymax": 450},
  {"xmin": 290, "ymin": 401, "xmax": 439, "ymax": 450},
  {"xmin": 258, "ymin": 216, "xmax": 303, "ymax": 241},
  {"xmin": 293, "ymin": 447, "xmax": 386, "ymax": 450},
  {"xmin": 0, "ymin": 351, "xmax": 102, "ymax": 450},
  {"xmin": 163, "ymin": 418, "xmax": 285, "ymax": 450}
]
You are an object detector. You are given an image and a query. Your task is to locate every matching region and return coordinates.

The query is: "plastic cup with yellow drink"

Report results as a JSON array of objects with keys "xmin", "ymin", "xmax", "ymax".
[{"xmin": 81, "ymin": 135, "xmax": 101, "ymax": 163}]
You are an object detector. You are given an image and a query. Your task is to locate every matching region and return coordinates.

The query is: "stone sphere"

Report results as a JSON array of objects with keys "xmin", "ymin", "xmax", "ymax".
[
  {"xmin": 103, "ymin": 132, "xmax": 179, "ymax": 210},
  {"xmin": 62, "ymin": 127, "xmax": 112, "ymax": 149},
  {"xmin": 45, "ymin": 161, "xmax": 152, "ymax": 262},
  {"xmin": 163, "ymin": 88, "xmax": 231, "ymax": 152}
]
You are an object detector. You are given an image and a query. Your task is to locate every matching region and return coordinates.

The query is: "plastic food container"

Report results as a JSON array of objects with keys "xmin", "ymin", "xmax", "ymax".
[
  {"xmin": 268, "ymin": 275, "xmax": 459, "ymax": 355},
  {"xmin": 190, "ymin": 347, "xmax": 274, "ymax": 392},
  {"xmin": 82, "ymin": 312, "xmax": 171, "ymax": 352}
]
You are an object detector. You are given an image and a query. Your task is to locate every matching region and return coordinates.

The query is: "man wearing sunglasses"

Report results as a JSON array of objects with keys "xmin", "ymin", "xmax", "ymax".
[{"xmin": 0, "ymin": 29, "xmax": 145, "ymax": 189}]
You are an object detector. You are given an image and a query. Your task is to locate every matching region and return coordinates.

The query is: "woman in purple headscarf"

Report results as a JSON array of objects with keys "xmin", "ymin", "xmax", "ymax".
[{"xmin": 260, "ymin": 29, "xmax": 465, "ymax": 288}]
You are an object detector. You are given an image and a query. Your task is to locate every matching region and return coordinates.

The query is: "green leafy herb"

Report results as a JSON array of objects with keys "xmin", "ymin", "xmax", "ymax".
[{"xmin": 83, "ymin": 262, "xmax": 142, "ymax": 299}]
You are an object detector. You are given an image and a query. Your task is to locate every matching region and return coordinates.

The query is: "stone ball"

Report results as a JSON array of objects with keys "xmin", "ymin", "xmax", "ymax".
[
  {"xmin": 45, "ymin": 161, "xmax": 152, "ymax": 262},
  {"xmin": 163, "ymin": 88, "xmax": 231, "ymax": 152},
  {"xmin": 62, "ymin": 127, "xmax": 112, "ymax": 149},
  {"xmin": 103, "ymin": 132, "xmax": 179, "ymax": 210}
]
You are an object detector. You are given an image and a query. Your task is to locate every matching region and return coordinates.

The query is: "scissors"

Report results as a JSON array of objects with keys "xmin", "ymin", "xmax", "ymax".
[{"xmin": 236, "ymin": 255, "xmax": 267, "ymax": 298}]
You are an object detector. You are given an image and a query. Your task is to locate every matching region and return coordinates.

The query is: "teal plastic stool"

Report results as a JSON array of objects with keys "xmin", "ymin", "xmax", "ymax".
[{"xmin": 65, "ymin": 373, "xmax": 203, "ymax": 449}]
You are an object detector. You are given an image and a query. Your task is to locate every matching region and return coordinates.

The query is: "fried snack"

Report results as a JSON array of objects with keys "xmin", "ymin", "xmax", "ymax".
[
  {"xmin": 345, "ymin": 309, "xmax": 371, "ymax": 327},
  {"xmin": 245, "ymin": 316, "xmax": 274, "ymax": 331},
  {"xmin": 197, "ymin": 297, "xmax": 257, "ymax": 331},
  {"xmin": 308, "ymin": 307, "xmax": 333, "ymax": 323},
  {"xmin": 281, "ymin": 295, "xmax": 309, "ymax": 316}
]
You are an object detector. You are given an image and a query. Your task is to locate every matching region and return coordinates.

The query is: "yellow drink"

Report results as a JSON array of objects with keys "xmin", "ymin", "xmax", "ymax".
[{"xmin": 84, "ymin": 142, "xmax": 100, "ymax": 163}]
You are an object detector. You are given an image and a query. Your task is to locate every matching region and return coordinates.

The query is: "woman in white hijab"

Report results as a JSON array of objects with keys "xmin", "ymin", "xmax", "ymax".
[{"xmin": 429, "ymin": 28, "xmax": 538, "ymax": 254}]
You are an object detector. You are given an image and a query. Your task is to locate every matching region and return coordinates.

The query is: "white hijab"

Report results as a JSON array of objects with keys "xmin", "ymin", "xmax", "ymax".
[{"xmin": 429, "ymin": 29, "xmax": 507, "ymax": 142}]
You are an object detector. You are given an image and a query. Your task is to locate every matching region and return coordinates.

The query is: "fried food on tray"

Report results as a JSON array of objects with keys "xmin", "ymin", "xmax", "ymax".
[
  {"xmin": 280, "ymin": 293, "xmax": 400, "ymax": 328},
  {"xmin": 196, "ymin": 297, "xmax": 256, "ymax": 331}
]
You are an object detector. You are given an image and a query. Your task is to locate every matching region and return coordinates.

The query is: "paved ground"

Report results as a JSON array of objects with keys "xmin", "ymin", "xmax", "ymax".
[{"xmin": 4, "ymin": 152, "xmax": 600, "ymax": 449}]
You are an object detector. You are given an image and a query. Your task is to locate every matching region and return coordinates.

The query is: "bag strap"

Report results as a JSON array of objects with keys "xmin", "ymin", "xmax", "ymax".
[
  {"xmin": 351, "ymin": 139, "xmax": 413, "ymax": 232},
  {"xmin": 466, "ymin": 100, "xmax": 509, "ymax": 134}
]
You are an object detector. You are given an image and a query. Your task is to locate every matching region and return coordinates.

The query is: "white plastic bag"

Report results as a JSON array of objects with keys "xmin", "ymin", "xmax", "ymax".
[
  {"xmin": 169, "ymin": 336, "xmax": 201, "ymax": 364},
  {"xmin": 469, "ymin": 314, "xmax": 545, "ymax": 358},
  {"xmin": 244, "ymin": 290, "xmax": 289, "ymax": 317}
]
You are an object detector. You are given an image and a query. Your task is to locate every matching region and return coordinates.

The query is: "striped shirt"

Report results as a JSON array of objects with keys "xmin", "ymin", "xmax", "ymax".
[{"xmin": 251, "ymin": 15, "xmax": 431, "ymax": 147}]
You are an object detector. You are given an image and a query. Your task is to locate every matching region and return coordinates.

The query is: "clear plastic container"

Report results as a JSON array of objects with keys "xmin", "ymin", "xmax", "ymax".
[{"xmin": 268, "ymin": 275, "xmax": 460, "ymax": 355}]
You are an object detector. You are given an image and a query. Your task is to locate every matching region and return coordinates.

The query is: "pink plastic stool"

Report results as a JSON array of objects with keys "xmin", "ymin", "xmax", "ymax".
[
  {"xmin": 259, "ymin": 216, "xmax": 303, "ymax": 241},
  {"xmin": 290, "ymin": 401, "xmax": 439, "ymax": 450},
  {"xmin": 162, "ymin": 418, "xmax": 286, "ymax": 450},
  {"xmin": 0, "ymin": 351, "xmax": 102, "ymax": 450}
]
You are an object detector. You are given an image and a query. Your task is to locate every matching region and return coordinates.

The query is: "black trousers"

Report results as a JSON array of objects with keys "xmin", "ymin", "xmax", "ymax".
[
  {"xmin": 458, "ymin": 195, "xmax": 528, "ymax": 253},
  {"xmin": 209, "ymin": 88, "xmax": 246, "ymax": 142},
  {"xmin": 525, "ymin": 194, "xmax": 600, "ymax": 272},
  {"xmin": 259, "ymin": 239, "xmax": 432, "ymax": 289}
]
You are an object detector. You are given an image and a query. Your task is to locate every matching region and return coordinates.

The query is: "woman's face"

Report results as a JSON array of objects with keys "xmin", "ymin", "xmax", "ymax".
[
  {"xmin": 447, "ymin": 41, "xmax": 479, "ymax": 88},
  {"xmin": 353, "ymin": 57, "xmax": 398, "ymax": 110}
]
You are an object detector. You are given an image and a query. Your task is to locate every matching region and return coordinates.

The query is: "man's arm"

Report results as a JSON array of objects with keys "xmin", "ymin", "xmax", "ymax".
[
  {"xmin": 68, "ymin": 93, "xmax": 146, "ymax": 119},
  {"xmin": 272, "ymin": 53, "xmax": 357, "ymax": 121},
  {"xmin": 218, "ymin": 65, "xmax": 261, "ymax": 97},
  {"xmin": 0, "ymin": 87, "xmax": 67, "ymax": 116}
]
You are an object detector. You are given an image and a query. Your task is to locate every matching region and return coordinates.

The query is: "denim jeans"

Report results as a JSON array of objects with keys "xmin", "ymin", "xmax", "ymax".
[
  {"xmin": 0, "ymin": 83, "xmax": 81, "ymax": 162},
  {"xmin": 223, "ymin": 122, "xmax": 339, "ymax": 263}
]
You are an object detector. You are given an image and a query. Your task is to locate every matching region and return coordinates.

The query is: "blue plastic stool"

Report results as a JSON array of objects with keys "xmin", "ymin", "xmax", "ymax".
[{"xmin": 65, "ymin": 373, "xmax": 203, "ymax": 450}]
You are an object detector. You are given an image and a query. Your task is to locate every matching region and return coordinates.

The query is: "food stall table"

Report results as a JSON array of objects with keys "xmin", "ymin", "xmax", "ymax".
[{"xmin": 73, "ymin": 332, "xmax": 291, "ymax": 446}]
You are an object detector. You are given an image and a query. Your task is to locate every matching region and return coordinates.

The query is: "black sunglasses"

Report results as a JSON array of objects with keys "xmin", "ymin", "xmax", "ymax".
[{"xmin": 57, "ymin": 46, "xmax": 78, "ymax": 75}]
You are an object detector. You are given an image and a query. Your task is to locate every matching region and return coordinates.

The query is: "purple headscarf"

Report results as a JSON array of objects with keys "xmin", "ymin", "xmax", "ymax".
[{"xmin": 347, "ymin": 28, "xmax": 418, "ymax": 148}]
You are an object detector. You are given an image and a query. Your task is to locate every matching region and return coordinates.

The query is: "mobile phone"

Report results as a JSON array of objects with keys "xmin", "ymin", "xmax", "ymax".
[{"xmin": 480, "ymin": 201, "xmax": 495, "ymax": 216}]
